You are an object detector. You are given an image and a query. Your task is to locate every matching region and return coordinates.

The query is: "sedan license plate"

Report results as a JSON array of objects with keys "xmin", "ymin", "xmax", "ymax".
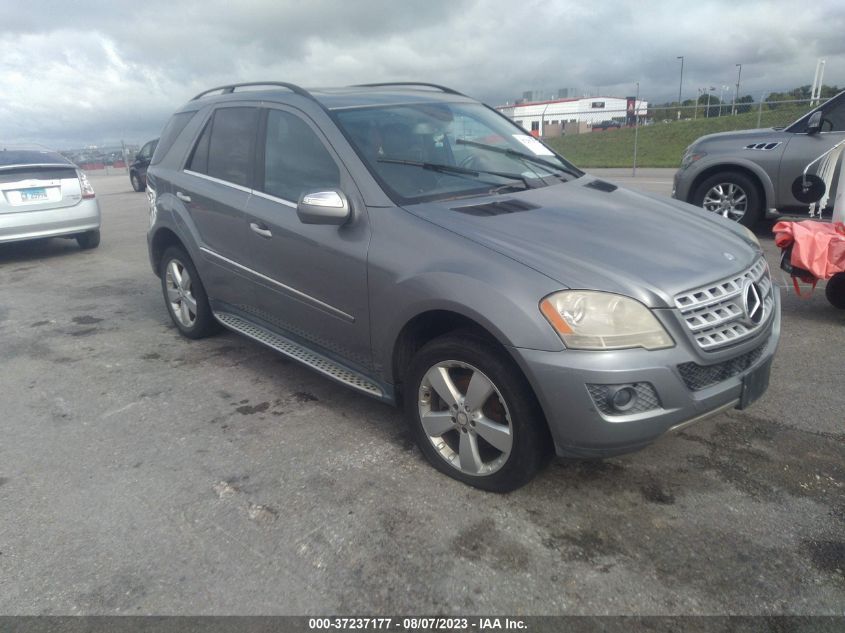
[
  {"xmin": 739, "ymin": 358, "xmax": 772, "ymax": 409},
  {"xmin": 21, "ymin": 187, "xmax": 48, "ymax": 202}
]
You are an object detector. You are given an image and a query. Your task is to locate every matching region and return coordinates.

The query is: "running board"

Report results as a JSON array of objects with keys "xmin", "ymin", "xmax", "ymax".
[{"xmin": 214, "ymin": 311, "xmax": 383, "ymax": 398}]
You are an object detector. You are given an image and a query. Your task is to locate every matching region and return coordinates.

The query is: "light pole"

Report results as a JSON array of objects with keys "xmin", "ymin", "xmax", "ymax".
[
  {"xmin": 677, "ymin": 56, "xmax": 684, "ymax": 119},
  {"xmin": 732, "ymin": 64, "xmax": 742, "ymax": 115}
]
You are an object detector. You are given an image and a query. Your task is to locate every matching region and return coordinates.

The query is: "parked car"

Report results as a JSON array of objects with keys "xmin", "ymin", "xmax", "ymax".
[
  {"xmin": 674, "ymin": 90, "xmax": 845, "ymax": 226},
  {"xmin": 147, "ymin": 82, "xmax": 780, "ymax": 491},
  {"xmin": 130, "ymin": 138, "xmax": 158, "ymax": 192},
  {"xmin": 593, "ymin": 120, "xmax": 622, "ymax": 130},
  {"xmin": 0, "ymin": 146, "xmax": 100, "ymax": 249}
]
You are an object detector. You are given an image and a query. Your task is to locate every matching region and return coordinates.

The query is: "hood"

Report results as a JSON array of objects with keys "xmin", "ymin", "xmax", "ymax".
[
  {"xmin": 403, "ymin": 176, "xmax": 761, "ymax": 308},
  {"xmin": 693, "ymin": 127, "xmax": 791, "ymax": 147}
]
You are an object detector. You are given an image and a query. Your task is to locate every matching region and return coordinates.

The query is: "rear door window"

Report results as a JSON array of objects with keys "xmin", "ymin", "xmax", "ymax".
[
  {"xmin": 259, "ymin": 109, "xmax": 340, "ymax": 202},
  {"xmin": 186, "ymin": 107, "xmax": 258, "ymax": 188}
]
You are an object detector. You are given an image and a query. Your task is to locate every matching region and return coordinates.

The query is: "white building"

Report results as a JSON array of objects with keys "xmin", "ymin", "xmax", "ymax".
[{"xmin": 496, "ymin": 96, "xmax": 648, "ymax": 136}]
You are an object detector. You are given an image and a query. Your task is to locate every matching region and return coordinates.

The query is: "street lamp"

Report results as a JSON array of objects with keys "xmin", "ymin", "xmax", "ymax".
[
  {"xmin": 732, "ymin": 64, "xmax": 742, "ymax": 115},
  {"xmin": 677, "ymin": 56, "xmax": 684, "ymax": 119}
]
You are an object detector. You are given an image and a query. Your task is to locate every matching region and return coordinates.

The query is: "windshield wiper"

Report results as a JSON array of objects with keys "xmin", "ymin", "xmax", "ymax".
[
  {"xmin": 376, "ymin": 158, "xmax": 532, "ymax": 190},
  {"xmin": 455, "ymin": 138, "xmax": 582, "ymax": 179}
]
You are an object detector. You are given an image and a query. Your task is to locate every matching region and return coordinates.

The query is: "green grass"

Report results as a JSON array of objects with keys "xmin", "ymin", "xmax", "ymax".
[{"xmin": 544, "ymin": 105, "xmax": 807, "ymax": 168}]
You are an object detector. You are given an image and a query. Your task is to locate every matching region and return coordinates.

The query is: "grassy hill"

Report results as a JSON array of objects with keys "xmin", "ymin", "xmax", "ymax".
[{"xmin": 544, "ymin": 105, "xmax": 807, "ymax": 168}]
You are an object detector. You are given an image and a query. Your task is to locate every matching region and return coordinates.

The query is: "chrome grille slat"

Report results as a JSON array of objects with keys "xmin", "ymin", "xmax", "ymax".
[{"xmin": 675, "ymin": 258, "xmax": 773, "ymax": 351}]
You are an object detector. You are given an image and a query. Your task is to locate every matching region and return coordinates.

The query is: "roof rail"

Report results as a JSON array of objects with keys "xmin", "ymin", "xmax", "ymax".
[
  {"xmin": 191, "ymin": 82, "xmax": 317, "ymax": 102},
  {"xmin": 353, "ymin": 82, "xmax": 466, "ymax": 96}
]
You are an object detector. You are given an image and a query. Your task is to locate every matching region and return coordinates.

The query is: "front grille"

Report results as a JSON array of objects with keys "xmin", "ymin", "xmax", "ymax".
[
  {"xmin": 674, "ymin": 258, "xmax": 774, "ymax": 351},
  {"xmin": 677, "ymin": 344, "xmax": 765, "ymax": 391}
]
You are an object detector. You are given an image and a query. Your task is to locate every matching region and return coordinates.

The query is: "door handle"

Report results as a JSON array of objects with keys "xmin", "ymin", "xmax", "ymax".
[
  {"xmin": 250, "ymin": 222, "xmax": 273, "ymax": 238},
  {"xmin": 175, "ymin": 191, "xmax": 191, "ymax": 203}
]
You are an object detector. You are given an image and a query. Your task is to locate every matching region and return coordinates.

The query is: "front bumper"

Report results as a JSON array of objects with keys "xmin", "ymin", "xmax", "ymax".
[
  {"xmin": 0, "ymin": 198, "xmax": 101, "ymax": 243},
  {"xmin": 511, "ymin": 289, "xmax": 781, "ymax": 458}
]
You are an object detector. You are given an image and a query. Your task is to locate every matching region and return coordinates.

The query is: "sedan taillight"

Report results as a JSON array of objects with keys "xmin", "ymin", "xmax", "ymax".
[{"xmin": 77, "ymin": 169, "xmax": 96, "ymax": 199}]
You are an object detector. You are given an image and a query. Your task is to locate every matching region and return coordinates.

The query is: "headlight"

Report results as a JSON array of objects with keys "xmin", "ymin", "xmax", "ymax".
[{"xmin": 540, "ymin": 291, "xmax": 674, "ymax": 351}]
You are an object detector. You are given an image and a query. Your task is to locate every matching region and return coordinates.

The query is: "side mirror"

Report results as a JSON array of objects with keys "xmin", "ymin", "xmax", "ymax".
[
  {"xmin": 807, "ymin": 111, "xmax": 823, "ymax": 135},
  {"xmin": 297, "ymin": 190, "xmax": 351, "ymax": 225}
]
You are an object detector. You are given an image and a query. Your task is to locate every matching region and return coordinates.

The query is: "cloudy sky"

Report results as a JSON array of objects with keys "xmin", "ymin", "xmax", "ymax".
[{"xmin": 2, "ymin": 0, "xmax": 845, "ymax": 148}]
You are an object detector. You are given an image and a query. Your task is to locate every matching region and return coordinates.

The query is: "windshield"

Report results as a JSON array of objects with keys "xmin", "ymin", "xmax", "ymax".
[{"xmin": 334, "ymin": 102, "xmax": 582, "ymax": 203}]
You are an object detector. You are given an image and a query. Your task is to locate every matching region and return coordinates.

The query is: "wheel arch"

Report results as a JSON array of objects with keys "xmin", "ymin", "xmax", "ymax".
[{"xmin": 149, "ymin": 227, "xmax": 187, "ymax": 277}]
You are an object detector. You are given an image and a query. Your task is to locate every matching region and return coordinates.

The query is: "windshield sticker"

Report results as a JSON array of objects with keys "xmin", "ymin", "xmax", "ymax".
[{"xmin": 512, "ymin": 135, "xmax": 554, "ymax": 156}]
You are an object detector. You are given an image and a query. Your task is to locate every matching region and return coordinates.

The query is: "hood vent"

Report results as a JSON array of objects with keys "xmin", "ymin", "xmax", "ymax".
[
  {"xmin": 744, "ymin": 142, "xmax": 781, "ymax": 151},
  {"xmin": 585, "ymin": 179, "xmax": 618, "ymax": 192},
  {"xmin": 451, "ymin": 199, "xmax": 539, "ymax": 216}
]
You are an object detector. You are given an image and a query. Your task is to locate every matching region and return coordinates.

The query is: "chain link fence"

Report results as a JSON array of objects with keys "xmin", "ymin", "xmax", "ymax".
[{"xmin": 510, "ymin": 99, "xmax": 817, "ymax": 169}]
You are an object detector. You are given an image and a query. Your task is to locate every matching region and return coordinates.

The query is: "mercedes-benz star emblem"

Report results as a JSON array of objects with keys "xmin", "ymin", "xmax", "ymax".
[{"xmin": 742, "ymin": 280, "xmax": 764, "ymax": 325}]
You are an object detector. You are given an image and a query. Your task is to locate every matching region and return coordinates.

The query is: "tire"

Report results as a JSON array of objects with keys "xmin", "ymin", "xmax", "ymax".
[
  {"xmin": 159, "ymin": 246, "xmax": 219, "ymax": 339},
  {"xmin": 130, "ymin": 172, "xmax": 145, "ymax": 192},
  {"xmin": 403, "ymin": 332, "xmax": 552, "ymax": 492},
  {"xmin": 76, "ymin": 230, "xmax": 100, "ymax": 249},
  {"xmin": 692, "ymin": 171, "xmax": 762, "ymax": 227},
  {"xmin": 825, "ymin": 273, "xmax": 845, "ymax": 309}
]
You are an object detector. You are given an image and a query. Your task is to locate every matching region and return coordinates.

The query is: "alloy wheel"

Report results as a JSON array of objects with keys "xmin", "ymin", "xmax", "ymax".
[
  {"xmin": 165, "ymin": 259, "xmax": 198, "ymax": 327},
  {"xmin": 418, "ymin": 360, "xmax": 513, "ymax": 476},
  {"xmin": 702, "ymin": 182, "xmax": 748, "ymax": 221}
]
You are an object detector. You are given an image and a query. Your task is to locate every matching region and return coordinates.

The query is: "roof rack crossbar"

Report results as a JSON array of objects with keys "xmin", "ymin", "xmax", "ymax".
[
  {"xmin": 191, "ymin": 82, "xmax": 317, "ymax": 102},
  {"xmin": 353, "ymin": 82, "xmax": 466, "ymax": 96}
]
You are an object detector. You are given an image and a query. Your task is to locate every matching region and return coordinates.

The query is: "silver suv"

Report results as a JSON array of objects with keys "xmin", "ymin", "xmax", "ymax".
[
  {"xmin": 147, "ymin": 82, "xmax": 780, "ymax": 491},
  {"xmin": 674, "ymin": 91, "xmax": 845, "ymax": 226}
]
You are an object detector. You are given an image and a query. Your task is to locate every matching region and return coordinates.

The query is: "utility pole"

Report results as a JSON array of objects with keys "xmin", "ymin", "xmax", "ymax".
[
  {"xmin": 705, "ymin": 87, "xmax": 714, "ymax": 118},
  {"xmin": 677, "ymin": 56, "xmax": 684, "ymax": 120},
  {"xmin": 732, "ymin": 64, "xmax": 742, "ymax": 115}
]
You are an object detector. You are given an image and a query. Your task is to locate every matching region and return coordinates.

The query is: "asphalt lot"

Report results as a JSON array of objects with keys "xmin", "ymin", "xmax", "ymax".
[{"xmin": 0, "ymin": 169, "xmax": 843, "ymax": 615}]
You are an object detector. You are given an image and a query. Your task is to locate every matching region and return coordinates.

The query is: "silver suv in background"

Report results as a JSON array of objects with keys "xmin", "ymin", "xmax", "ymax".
[
  {"xmin": 147, "ymin": 82, "xmax": 780, "ymax": 491},
  {"xmin": 674, "ymin": 90, "xmax": 845, "ymax": 226},
  {"xmin": 0, "ymin": 147, "xmax": 101, "ymax": 249}
]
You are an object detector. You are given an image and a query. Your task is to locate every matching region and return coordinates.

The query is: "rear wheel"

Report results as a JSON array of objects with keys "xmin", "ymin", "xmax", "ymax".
[
  {"xmin": 130, "ymin": 172, "xmax": 145, "ymax": 192},
  {"xmin": 404, "ymin": 333, "xmax": 552, "ymax": 492},
  {"xmin": 825, "ymin": 273, "xmax": 845, "ymax": 309},
  {"xmin": 76, "ymin": 230, "xmax": 100, "ymax": 249},
  {"xmin": 160, "ymin": 246, "xmax": 219, "ymax": 339},
  {"xmin": 692, "ymin": 171, "xmax": 762, "ymax": 227}
]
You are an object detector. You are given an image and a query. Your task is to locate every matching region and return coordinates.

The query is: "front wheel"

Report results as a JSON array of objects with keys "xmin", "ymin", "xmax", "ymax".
[
  {"xmin": 130, "ymin": 172, "xmax": 145, "ymax": 192},
  {"xmin": 159, "ymin": 246, "xmax": 219, "ymax": 339},
  {"xmin": 692, "ymin": 171, "xmax": 762, "ymax": 227},
  {"xmin": 404, "ymin": 333, "xmax": 552, "ymax": 492}
]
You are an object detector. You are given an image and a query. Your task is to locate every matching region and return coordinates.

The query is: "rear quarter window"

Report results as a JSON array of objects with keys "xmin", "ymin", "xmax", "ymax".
[{"xmin": 151, "ymin": 111, "xmax": 196, "ymax": 166}]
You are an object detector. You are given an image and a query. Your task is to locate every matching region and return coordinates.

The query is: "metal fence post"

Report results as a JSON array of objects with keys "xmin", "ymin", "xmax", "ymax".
[{"xmin": 757, "ymin": 95, "xmax": 764, "ymax": 128}]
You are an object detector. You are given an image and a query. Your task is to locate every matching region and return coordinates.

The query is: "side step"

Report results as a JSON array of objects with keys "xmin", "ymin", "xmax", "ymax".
[{"xmin": 214, "ymin": 311, "xmax": 383, "ymax": 398}]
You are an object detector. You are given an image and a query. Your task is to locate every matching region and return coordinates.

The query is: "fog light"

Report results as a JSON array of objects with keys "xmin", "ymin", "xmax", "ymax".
[{"xmin": 608, "ymin": 386, "xmax": 638, "ymax": 412}]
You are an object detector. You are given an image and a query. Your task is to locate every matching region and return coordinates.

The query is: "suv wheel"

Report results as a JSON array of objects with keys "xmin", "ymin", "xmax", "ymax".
[
  {"xmin": 76, "ymin": 230, "xmax": 100, "ymax": 249},
  {"xmin": 825, "ymin": 273, "xmax": 845, "ymax": 309},
  {"xmin": 404, "ymin": 333, "xmax": 551, "ymax": 492},
  {"xmin": 131, "ymin": 172, "xmax": 145, "ymax": 192},
  {"xmin": 692, "ymin": 171, "xmax": 762, "ymax": 227},
  {"xmin": 160, "ymin": 246, "xmax": 219, "ymax": 339}
]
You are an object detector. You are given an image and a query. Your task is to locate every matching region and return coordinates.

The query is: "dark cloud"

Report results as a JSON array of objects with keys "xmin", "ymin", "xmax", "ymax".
[{"xmin": 2, "ymin": 0, "xmax": 844, "ymax": 147}]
